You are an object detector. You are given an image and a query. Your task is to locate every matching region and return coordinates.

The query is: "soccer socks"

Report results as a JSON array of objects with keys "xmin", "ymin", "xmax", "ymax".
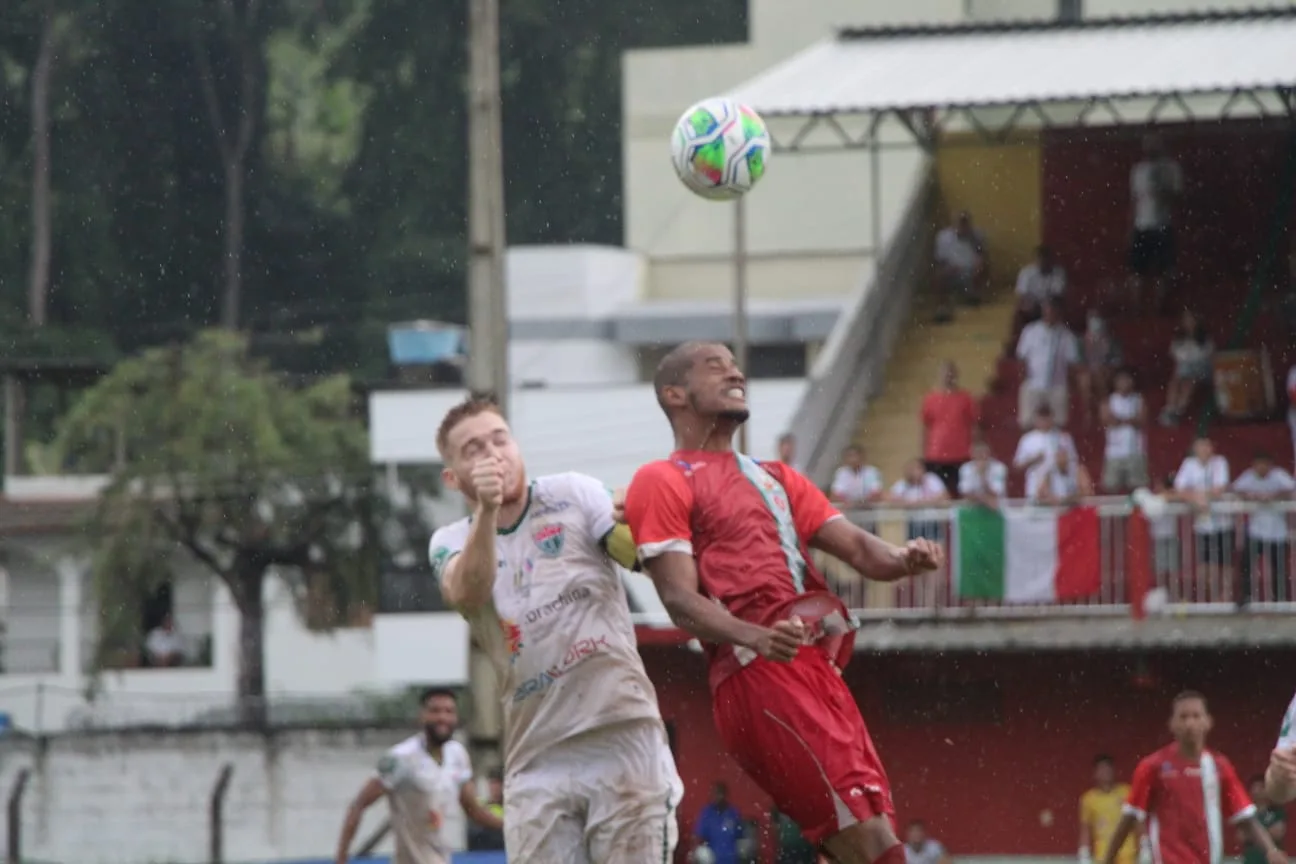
[{"xmin": 873, "ymin": 843, "xmax": 906, "ymax": 864}]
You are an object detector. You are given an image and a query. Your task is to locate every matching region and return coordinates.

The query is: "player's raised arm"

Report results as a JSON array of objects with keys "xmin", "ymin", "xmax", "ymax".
[
  {"xmin": 334, "ymin": 776, "xmax": 385, "ymax": 864},
  {"xmin": 776, "ymin": 465, "xmax": 944, "ymax": 581},
  {"xmin": 625, "ymin": 463, "xmax": 801, "ymax": 662},
  {"xmin": 439, "ymin": 456, "xmax": 505, "ymax": 612},
  {"xmin": 1266, "ymin": 695, "xmax": 1296, "ymax": 804}
]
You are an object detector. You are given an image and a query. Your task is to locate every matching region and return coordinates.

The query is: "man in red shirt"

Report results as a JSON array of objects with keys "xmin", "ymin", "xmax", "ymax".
[
  {"xmin": 624, "ymin": 342, "xmax": 943, "ymax": 864},
  {"xmin": 920, "ymin": 360, "xmax": 979, "ymax": 497},
  {"xmin": 1102, "ymin": 691, "xmax": 1283, "ymax": 864}
]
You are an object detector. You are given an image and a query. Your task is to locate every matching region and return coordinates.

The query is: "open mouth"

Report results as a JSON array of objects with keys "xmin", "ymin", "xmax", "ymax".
[{"xmin": 724, "ymin": 386, "xmax": 747, "ymax": 402}]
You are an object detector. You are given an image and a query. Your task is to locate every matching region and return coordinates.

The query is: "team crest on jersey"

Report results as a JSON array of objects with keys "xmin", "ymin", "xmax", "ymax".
[
  {"xmin": 532, "ymin": 523, "xmax": 565, "ymax": 557},
  {"xmin": 500, "ymin": 617, "xmax": 524, "ymax": 662}
]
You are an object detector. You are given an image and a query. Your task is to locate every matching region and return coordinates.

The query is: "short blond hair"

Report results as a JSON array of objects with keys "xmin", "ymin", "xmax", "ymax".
[{"xmin": 436, "ymin": 394, "xmax": 503, "ymax": 459}]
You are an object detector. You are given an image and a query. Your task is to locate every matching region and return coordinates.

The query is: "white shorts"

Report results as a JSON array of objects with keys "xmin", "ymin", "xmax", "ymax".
[{"xmin": 504, "ymin": 719, "xmax": 682, "ymax": 864}]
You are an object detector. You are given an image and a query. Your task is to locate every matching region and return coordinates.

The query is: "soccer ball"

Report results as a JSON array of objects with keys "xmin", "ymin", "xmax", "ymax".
[{"xmin": 670, "ymin": 97, "xmax": 771, "ymax": 201}]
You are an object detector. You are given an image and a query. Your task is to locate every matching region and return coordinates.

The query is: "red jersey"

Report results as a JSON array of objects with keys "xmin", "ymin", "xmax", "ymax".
[
  {"xmin": 624, "ymin": 450, "xmax": 843, "ymax": 688},
  {"xmin": 920, "ymin": 389, "xmax": 979, "ymax": 462},
  {"xmin": 1123, "ymin": 743, "xmax": 1255, "ymax": 864}
]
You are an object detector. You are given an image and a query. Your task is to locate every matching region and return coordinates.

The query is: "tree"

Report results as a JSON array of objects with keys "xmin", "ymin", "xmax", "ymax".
[
  {"xmin": 192, "ymin": 0, "xmax": 271, "ymax": 330},
  {"xmin": 52, "ymin": 330, "xmax": 380, "ymax": 725}
]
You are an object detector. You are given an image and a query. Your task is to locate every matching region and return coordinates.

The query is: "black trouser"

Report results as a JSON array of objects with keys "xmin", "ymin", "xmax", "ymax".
[
  {"xmin": 924, "ymin": 460, "xmax": 964, "ymax": 498},
  {"xmin": 1240, "ymin": 539, "xmax": 1290, "ymax": 603}
]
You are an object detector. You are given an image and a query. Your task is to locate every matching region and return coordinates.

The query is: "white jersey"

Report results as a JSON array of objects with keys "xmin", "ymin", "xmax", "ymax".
[
  {"xmin": 428, "ymin": 472, "xmax": 664, "ymax": 776},
  {"xmin": 376, "ymin": 735, "xmax": 473, "ymax": 864},
  {"xmin": 1278, "ymin": 692, "xmax": 1296, "ymax": 749}
]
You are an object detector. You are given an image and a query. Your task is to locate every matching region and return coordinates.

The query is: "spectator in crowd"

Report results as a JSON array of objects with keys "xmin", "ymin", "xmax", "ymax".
[
  {"xmin": 467, "ymin": 767, "xmax": 505, "ymax": 851},
  {"xmin": 770, "ymin": 807, "xmax": 817, "ymax": 864},
  {"xmin": 1079, "ymin": 755, "xmax": 1135, "ymax": 864},
  {"xmin": 933, "ymin": 210, "xmax": 989, "ymax": 322},
  {"xmin": 1013, "ymin": 404, "xmax": 1080, "ymax": 503},
  {"xmin": 1159, "ymin": 309, "xmax": 1214, "ymax": 427},
  {"xmin": 1012, "ymin": 244, "xmax": 1067, "ymax": 343},
  {"xmin": 1100, "ymin": 368, "xmax": 1148, "ymax": 494},
  {"xmin": 1174, "ymin": 437, "xmax": 1232, "ymax": 601},
  {"xmin": 694, "ymin": 781, "xmax": 745, "ymax": 864},
  {"xmin": 958, "ymin": 440, "xmax": 1008, "ymax": 509},
  {"xmin": 1149, "ymin": 472, "xmax": 1181, "ymax": 583},
  {"xmin": 1129, "ymin": 133, "xmax": 1183, "ymax": 314},
  {"xmin": 776, "ymin": 432, "xmax": 797, "ymax": 468},
  {"xmin": 144, "ymin": 613, "xmax": 186, "ymax": 668},
  {"xmin": 888, "ymin": 458, "xmax": 950, "ymax": 542},
  {"xmin": 1287, "ymin": 361, "xmax": 1296, "ymax": 470},
  {"xmin": 903, "ymin": 820, "xmax": 951, "ymax": 864},
  {"xmin": 1082, "ymin": 310, "xmax": 1122, "ymax": 427},
  {"xmin": 829, "ymin": 444, "xmax": 884, "ymax": 511},
  {"xmin": 1016, "ymin": 299, "xmax": 1082, "ymax": 430},
  {"xmin": 1233, "ymin": 452, "xmax": 1295, "ymax": 605},
  {"xmin": 1241, "ymin": 774, "xmax": 1287, "ymax": 864},
  {"xmin": 1030, "ymin": 445, "xmax": 1092, "ymax": 507},
  {"xmin": 921, "ymin": 360, "xmax": 980, "ymax": 496}
]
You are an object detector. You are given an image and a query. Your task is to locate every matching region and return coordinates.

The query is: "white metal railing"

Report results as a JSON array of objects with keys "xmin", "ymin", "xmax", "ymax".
[
  {"xmin": 789, "ymin": 162, "xmax": 939, "ymax": 487},
  {"xmin": 810, "ymin": 497, "xmax": 1296, "ymax": 618}
]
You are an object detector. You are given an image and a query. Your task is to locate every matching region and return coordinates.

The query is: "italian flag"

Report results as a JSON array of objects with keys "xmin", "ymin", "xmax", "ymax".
[{"xmin": 954, "ymin": 506, "xmax": 1101, "ymax": 602}]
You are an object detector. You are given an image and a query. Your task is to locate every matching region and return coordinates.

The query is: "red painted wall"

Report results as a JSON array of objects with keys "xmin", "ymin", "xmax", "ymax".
[
  {"xmin": 1039, "ymin": 121, "xmax": 1295, "ymax": 315},
  {"xmin": 647, "ymin": 646, "xmax": 1296, "ymax": 857}
]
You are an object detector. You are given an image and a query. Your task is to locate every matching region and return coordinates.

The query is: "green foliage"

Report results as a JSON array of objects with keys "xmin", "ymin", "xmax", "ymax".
[{"xmin": 52, "ymin": 331, "xmax": 380, "ymax": 703}]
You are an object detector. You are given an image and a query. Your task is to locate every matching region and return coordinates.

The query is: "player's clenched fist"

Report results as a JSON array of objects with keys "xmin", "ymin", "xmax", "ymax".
[
  {"xmin": 472, "ymin": 457, "xmax": 505, "ymax": 514},
  {"xmin": 899, "ymin": 538, "xmax": 943, "ymax": 575},
  {"xmin": 754, "ymin": 617, "xmax": 806, "ymax": 663}
]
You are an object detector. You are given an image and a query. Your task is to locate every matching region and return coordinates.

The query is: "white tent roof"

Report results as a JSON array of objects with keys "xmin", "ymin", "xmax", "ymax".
[{"xmin": 728, "ymin": 11, "xmax": 1296, "ymax": 118}]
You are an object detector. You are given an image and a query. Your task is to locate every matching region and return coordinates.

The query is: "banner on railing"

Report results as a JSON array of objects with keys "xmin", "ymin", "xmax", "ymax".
[{"xmin": 954, "ymin": 506, "xmax": 1101, "ymax": 603}]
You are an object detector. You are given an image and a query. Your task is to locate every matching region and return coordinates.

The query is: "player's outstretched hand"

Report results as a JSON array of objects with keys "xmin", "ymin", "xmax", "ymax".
[
  {"xmin": 755, "ymin": 618, "xmax": 806, "ymax": 663},
  {"xmin": 472, "ymin": 457, "xmax": 505, "ymax": 514},
  {"xmin": 899, "ymin": 538, "xmax": 943, "ymax": 575},
  {"xmin": 612, "ymin": 486, "xmax": 628, "ymax": 523}
]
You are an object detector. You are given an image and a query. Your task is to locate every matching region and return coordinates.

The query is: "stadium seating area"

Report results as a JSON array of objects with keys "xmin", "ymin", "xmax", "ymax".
[{"xmin": 977, "ymin": 122, "xmax": 1296, "ymax": 495}]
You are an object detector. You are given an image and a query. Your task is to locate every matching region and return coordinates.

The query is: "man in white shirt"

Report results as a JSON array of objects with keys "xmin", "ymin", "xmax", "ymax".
[
  {"xmin": 335, "ymin": 689, "xmax": 501, "ymax": 864},
  {"xmin": 1015, "ymin": 245, "xmax": 1067, "ymax": 320},
  {"xmin": 830, "ymin": 445, "xmax": 884, "ymax": 510},
  {"xmin": 888, "ymin": 458, "xmax": 950, "ymax": 543},
  {"xmin": 1100, "ymin": 369, "xmax": 1148, "ymax": 494},
  {"xmin": 144, "ymin": 613, "xmax": 185, "ymax": 667},
  {"xmin": 430, "ymin": 397, "xmax": 682, "ymax": 863},
  {"xmin": 1233, "ymin": 452, "xmax": 1295, "ymax": 605},
  {"xmin": 903, "ymin": 820, "xmax": 951, "ymax": 864},
  {"xmin": 1030, "ymin": 446, "xmax": 1092, "ymax": 507},
  {"xmin": 1013, "ymin": 405, "xmax": 1079, "ymax": 503},
  {"xmin": 1286, "ymin": 364, "xmax": 1296, "ymax": 470},
  {"xmin": 933, "ymin": 210, "xmax": 989, "ymax": 322},
  {"xmin": 1016, "ymin": 300, "xmax": 1081, "ymax": 430},
  {"xmin": 958, "ymin": 440, "xmax": 1007, "ymax": 509},
  {"xmin": 1129, "ymin": 134, "xmax": 1183, "ymax": 313},
  {"xmin": 1173, "ymin": 437, "xmax": 1232, "ymax": 600}
]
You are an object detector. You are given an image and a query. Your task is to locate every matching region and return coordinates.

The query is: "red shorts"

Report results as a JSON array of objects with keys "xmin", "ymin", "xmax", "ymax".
[{"xmin": 712, "ymin": 648, "xmax": 895, "ymax": 846}]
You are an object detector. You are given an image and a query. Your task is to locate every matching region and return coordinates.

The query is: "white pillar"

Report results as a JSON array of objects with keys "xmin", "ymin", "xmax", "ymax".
[{"xmin": 55, "ymin": 555, "xmax": 83, "ymax": 679}]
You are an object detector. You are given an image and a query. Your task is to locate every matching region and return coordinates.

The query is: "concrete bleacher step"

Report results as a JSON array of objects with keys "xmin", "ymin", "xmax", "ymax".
[{"xmin": 850, "ymin": 294, "xmax": 1018, "ymax": 487}]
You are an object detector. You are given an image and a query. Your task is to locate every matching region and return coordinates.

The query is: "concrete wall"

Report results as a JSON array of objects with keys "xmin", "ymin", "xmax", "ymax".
[{"xmin": 0, "ymin": 726, "xmax": 465, "ymax": 864}]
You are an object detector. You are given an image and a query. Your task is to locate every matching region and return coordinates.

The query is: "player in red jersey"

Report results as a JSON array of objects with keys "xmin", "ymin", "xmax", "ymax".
[
  {"xmin": 1102, "ymin": 691, "xmax": 1284, "ymax": 864},
  {"xmin": 623, "ymin": 342, "xmax": 943, "ymax": 864}
]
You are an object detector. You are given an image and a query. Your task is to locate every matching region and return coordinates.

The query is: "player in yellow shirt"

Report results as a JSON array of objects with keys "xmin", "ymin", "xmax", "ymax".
[{"xmin": 1080, "ymin": 755, "xmax": 1138, "ymax": 864}]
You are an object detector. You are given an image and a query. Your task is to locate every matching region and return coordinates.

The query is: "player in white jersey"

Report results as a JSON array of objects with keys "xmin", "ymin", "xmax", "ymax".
[
  {"xmin": 1265, "ymin": 693, "xmax": 1296, "ymax": 804},
  {"xmin": 334, "ymin": 688, "xmax": 500, "ymax": 864},
  {"xmin": 431, "ymin": 396, "xmax": 682, "ymax": 864}
]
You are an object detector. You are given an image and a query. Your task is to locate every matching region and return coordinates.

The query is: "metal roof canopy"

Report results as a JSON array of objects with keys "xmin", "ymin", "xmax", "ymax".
[{"xmin": 727, "ymin": 8, "xmax": 1296, "ymax": 153}]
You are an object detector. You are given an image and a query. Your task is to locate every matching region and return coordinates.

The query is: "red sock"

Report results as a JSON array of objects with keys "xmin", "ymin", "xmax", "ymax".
[{"xmin": 873, "ymin": 843, "xmax": 906, "ymax": 864}]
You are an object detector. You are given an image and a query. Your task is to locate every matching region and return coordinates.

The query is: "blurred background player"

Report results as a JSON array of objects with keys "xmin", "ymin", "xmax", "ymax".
[
  {"xmin": 1100, "ymin": 691, "xmax": 1282, "ymax": 864},
  {"xmin": 1263, "ymin": 692, "xmax": 1296, "ymax": 804},
  {"xmin": 431, "ymin": 396, "xmax": 682, "ymax": 864},
  {"xmin": 1241, "ymin": 774, "xmax": 1287, "ymax": 864},
  {"xmin": 624, "ymin": 341, "xmax": 942, "ymax": 864},
  {"xmin": 1079, "ymin": 755, "xmax": 1136, "ymax": 864},
  {"xmin": 467, "ymin": 767, "xmax": 505, "ymax": 851},
  {"xmin": 334, "ymin": 688, "xmax": 500, "ymax": 864}
]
